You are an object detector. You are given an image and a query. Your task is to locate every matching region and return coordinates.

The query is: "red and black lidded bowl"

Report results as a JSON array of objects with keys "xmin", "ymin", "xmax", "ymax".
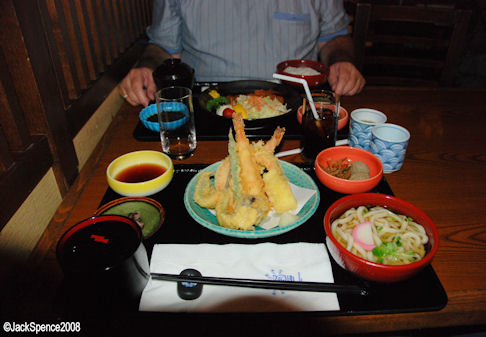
[
  {"xmin": 152, "ymin": 58, "xmax": 195, "ymax": 90},
  {"xmin": 56, "ymin": 215, "xmax": 149, "ymax": 311}
]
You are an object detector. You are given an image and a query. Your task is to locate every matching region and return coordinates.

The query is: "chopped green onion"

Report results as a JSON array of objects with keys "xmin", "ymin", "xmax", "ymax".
[{"xmin": 372, "ymin": 242, "xmax": 397, "ymax": 257}]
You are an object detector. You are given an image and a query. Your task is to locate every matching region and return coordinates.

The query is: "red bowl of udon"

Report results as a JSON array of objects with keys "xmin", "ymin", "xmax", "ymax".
[{"xmin": 324, "ymin": 193, "xmax": 439, "ymax": 283}]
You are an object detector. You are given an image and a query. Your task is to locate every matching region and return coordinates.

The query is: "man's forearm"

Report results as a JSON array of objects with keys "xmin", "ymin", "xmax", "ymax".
[
  {"xmin": 318, "ymin": 35, "xmax": 355, "ymax": 66},
  {"xmin": 135, "ymin": 43, "xmax": 174, "ymax": 70}
]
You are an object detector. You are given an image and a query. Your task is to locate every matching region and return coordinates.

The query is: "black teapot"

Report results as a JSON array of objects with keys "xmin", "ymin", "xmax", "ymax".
[{"xmin": 152, "ymin": 58, "xmax": 195, "ymax": 90}]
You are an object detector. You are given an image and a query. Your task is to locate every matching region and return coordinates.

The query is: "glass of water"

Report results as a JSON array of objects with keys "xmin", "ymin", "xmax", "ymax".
[{"xmin": 156, "ymin": 86, "xmax": 197, "ymax": 160}]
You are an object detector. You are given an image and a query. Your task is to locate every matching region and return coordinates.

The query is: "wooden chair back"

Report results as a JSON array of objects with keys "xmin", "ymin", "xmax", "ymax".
[{"xmin": 352, "ymin": 2, "xmax": 472, "ymax": 86}]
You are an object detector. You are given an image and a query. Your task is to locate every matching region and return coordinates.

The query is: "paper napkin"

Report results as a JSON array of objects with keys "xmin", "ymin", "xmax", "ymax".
[{"xmin": 139, "ymin": 242, "xmax": 340, "ymax": 312}]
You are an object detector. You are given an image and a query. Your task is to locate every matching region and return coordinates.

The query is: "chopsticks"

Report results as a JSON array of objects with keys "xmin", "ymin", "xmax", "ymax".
[{"xmin": 151, "ymin": 272, "xmax": 369, "ymax": 296}]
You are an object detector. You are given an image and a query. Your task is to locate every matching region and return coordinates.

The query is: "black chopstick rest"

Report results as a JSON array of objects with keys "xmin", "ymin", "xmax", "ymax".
[{"xmin": 177, "ymin": 269, "xmax": 203, "ymax": 300}]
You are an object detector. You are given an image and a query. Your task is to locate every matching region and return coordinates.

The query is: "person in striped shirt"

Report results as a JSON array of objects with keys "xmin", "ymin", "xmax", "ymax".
[{"xmin": 120, "ymin": 0, "xmax": 365, "ymax": 106}]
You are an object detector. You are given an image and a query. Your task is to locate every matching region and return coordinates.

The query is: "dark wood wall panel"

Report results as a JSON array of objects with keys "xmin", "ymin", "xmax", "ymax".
[
  {"xmin": 101, "ymin": 0, "xmax": 118, "ymax": 62},
  {"xmin": 34, "ymin": 0, "xmax": 153, "ymax": 108},
  {"xmin": 73, "ymin": 0, "xmax": 97, "ymax": 82},
  {"xmin": 123, "ymin": 0, "xmax": 136, "ymax": 43},
  {"xmin": 0, "ymin": 51, "xmax": 32, "ymax": 152},
  {"xmin": 94, "ymin": 0, "xmax": 114, "ymax": 66},
  {"xmin": 32, "ymin": 0, "xmax": 152, "ymax": 131},
  {"xmin": 110, "ymin": 0, "xmax": 124, "ymax": 54},
  {"xmin": 36, "ymin": 0, "xmax": 73, "ymax": 105},
  {"xmin": 128, "ymin": 0, "xmax": 139, "ymax": 43},
  {"xmin": 112, "ymin": 1, "xmax": 127, "ymax": 52},
  {"xmin": 0, "ymin": 0, "xmax": 153, "ymax": 229},
  {"xmin": 64, "ymin": 0, "xmax": 153, "ymax": 137},
  {"xmin": 59, "ymin": 0, "xmax": 89, "ymax": 90},
  {"xmin": 7, "ymin": 0, "xmax": 79, "ymax": 193},
  {"xmin": 0, "ymin": 128, "xmax": 14, "ymax": 173},
  {"xmin": 0, "ymin": 0, "xmax": 54, "ymax": 229},
  {"xmin": 84, "ymin": 0, "xmax": 106, "ymax": 75},
  {"xmin": 0, "ymin": 2, "xmax": 48, "ymax": 138},
  {"xmin": 135, "ymin": 0, "xmax": 144, "ymax": 33}
]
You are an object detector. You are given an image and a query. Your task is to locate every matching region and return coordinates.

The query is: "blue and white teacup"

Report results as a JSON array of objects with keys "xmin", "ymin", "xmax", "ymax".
[
  {"xmin": 370, "ymin": 123, "xmax": 410, "ymax": 173},
  {"xmin": 348, "ymin": 108, "xmax": 387, "ymax": 150}
]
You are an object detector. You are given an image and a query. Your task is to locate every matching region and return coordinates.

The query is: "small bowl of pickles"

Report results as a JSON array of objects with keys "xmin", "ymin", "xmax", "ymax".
[{"xmin": 315, "ymin": 147, "xmax": 383, "ymax": 194}]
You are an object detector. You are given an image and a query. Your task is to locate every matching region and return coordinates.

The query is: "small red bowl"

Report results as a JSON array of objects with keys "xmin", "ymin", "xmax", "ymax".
[
  {"xmin": 297, "ymin": 103, "xmax": 349, "ymax": 130},
  {"xmin": 276, "ymin": 59, "xmax": 329, "ymax": 87},
  {"xmin": 324, "ymin": 193, "xmax": 439, "ymax": 282},
  {"xmin": 315, "ymin": 147, "xmax": 383, "ymax": 194}
]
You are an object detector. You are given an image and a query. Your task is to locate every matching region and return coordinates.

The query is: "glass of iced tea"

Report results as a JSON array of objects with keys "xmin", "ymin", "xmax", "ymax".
[
  {"xmin": 156, "ymin": 86, "xmax": 197, "ymax": 160},
  {"xmin": 301, "ymin": 90, "xmax": 338, "ymax": 161}
]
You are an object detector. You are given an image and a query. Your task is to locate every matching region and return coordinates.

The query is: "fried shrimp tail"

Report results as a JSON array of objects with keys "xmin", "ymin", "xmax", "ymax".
[
  {"xmin": 254, "ymin": 147, "xmax": 297, "ymax": 214},
  {"xmin": 232, "ymin": 112, "xmax": 266, "ymax": 197},
  {"xmin": 264, "ymin": 126, "xmax": 285, "ymax": 153}
]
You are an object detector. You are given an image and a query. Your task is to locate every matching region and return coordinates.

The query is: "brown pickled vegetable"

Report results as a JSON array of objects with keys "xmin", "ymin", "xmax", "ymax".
[{"xmin": 319, "ymin": 158, "xmax": 370, "ymax": 180}]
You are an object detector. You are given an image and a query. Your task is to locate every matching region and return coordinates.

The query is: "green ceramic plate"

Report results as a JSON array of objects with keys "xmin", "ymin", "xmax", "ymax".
[
  {"xmin": 95, "ymin": 197, "xmax": 164, "ymax": 238},
  {"xmin": 184, "ymin": 160, "xmax": 320, "ymax": 238}
]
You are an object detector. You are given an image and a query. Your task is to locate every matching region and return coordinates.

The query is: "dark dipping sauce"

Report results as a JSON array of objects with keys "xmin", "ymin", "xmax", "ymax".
[
  {"xmin": 115, "ymin": 163, "xmax": 166, "ymax": 183},
  {"xmin": 148, "ymin": 111, "xmax": 186, "ymax": 123}
]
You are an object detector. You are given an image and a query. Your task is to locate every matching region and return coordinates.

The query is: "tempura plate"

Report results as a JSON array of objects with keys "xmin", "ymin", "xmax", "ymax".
[{"xmin": 184, "ymin": 160, "xmax": 320, "ymax": 238}]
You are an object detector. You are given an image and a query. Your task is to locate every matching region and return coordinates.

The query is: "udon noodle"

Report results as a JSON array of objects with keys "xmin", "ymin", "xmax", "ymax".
[{"xmin": 331, "ymin": 206, "xmax": 429, "ymax": 265}]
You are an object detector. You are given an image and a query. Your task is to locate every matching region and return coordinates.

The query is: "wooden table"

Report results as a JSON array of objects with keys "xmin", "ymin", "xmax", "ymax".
[{"xmin": 10, "ymin": 86, "xmax": 486, "ymax": 336}]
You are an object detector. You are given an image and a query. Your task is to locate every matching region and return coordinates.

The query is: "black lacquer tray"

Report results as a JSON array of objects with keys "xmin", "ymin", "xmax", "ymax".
[
  {"xmin": 133, "ymin": 82, "xmax": 349, "ymax": 141},
  {"xmin": 97, "ymin": 163, "xmax": 447, "ymax": 316}
]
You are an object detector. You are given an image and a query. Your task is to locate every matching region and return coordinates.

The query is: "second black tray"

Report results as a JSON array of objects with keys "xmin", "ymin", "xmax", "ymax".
[{"xmin": 133, "ymin": 83, "xmax": 349, "ymax": 141}]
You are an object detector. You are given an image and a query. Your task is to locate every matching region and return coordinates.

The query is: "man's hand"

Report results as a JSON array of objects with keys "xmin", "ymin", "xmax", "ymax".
[
  {"xmin": 328, "ymin": 62, "xmax": 365, "ymax": 96},
  {"xmin": 118, "ymin": 44, "xmax": 174, "ymax": 106},
  {"xmin": 119, "ymin": 67, "xmax": 157, "ymax": 107},
  {"xmin": 319, "ymin": 36, "xmax": 365, "ymax": 96}
]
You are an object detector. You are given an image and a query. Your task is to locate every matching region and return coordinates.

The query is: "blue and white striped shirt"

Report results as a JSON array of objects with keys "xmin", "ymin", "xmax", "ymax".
[{"xmin": 147, "ymin": 0, "xmax": 350, "ymax": 82}]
